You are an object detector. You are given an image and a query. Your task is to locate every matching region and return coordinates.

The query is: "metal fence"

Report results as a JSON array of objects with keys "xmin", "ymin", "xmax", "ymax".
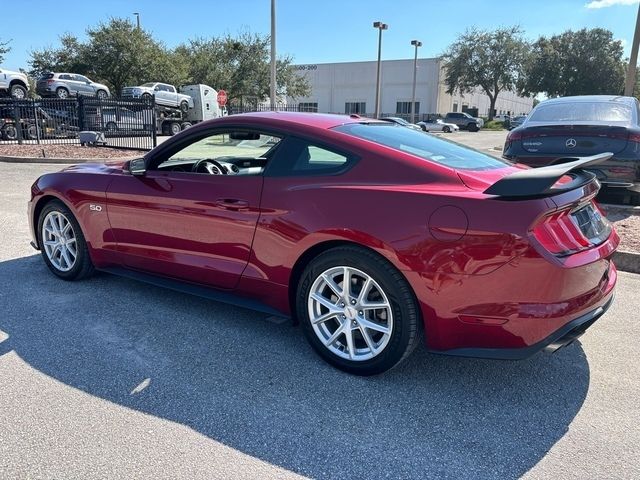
[{"xmin": 0, "ymin": 96, "xmax": 156, "ymax": 150}]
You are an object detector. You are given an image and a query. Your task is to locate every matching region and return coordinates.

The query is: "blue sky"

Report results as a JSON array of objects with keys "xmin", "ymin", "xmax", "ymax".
[{"xmin": 2, "ymin": 0, "xmax": 640, "ymax": 70}]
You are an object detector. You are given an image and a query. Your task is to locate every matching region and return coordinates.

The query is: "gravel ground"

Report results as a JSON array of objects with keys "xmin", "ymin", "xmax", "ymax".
[
  {"xmin": 0, "ymin": 144, "xmax": 142, "ymax": 159},
  {"xmin": 1, "ymin": 162, "xmax": 639, "ymax": 480},
  {"xmin": 603, "ymin": 205, "xmax": 640, "ymax": 252}
]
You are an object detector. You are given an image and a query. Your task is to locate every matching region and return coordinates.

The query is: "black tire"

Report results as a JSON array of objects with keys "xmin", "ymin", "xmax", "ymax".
[
  {"xmin": 468, "ymin": 123, "xmax": 480, "ymax": 132},
  {"xmin": 10, "ymin": 84, "xmax": 27, "ymax": 99},
  {"xmin": 443, "ymin": 126, "xmax": 451, "ymax": 133},
  {"xmin": 142, "ymin": 92, "xmax": 152, "ymax": 100},
  {"xmin": 105, "ymin": 122, "xmax": 118, "ymax": 132},
  {"xmin": 180, "ymin": 100, "xmax": 189, "ymax": 113},
  {"xmin": 26, "ymin": 124, "xmax": 40, "ymax": 140},
  {"xmin": 169, "ymin": 122, "xmax": 181, "ymax": 135},
  {"xmin": 2, "ymin": 125, "xmax": 18, "ymax": 140},
  {"xmin": 296, "ymin": 246, "xmax": 421, "ymax": 375},
  {"xmin": 56, "ymin": 87, "xmax": 69, "ymax": 99},
  {"xmin": 180, "ymin": 122, "xmax": 192, "ymax": 130},
  {"xmin": 96, "ymin": 90, "xmax": 108, "ymax": 100},
  {"xmin": 37, "ymin": 200, "xmax": 95, "ymax": 281}
]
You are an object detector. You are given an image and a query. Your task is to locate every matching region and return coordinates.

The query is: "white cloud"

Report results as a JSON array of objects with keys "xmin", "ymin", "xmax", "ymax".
[{"xmin": 586, "ymin": 0, "xmax": 639, "ymax": 9}]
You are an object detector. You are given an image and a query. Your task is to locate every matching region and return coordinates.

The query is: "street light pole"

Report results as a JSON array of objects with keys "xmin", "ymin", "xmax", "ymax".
[
  {"xmin": 624, "ymin": 3, "xmax": 640, "ymax": 96},
  {"xmin": 410, "ymin": 40, "xmax": 422, "ymax": 124},
  {"xmin": 133, "ymin": 12, "xmax": 140, "ymax": 29},
  {"xmin": 270, "ymin": 0, "xmax": 277, "ymax": 108},
  {"xmin": 373, "ymin": 21, "xmax": 388, "ymax": 119}
]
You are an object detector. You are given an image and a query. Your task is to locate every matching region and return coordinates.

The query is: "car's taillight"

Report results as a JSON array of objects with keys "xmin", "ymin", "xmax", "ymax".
[
  {"xmin": 628, "ymin": 132, "xmax": 640, "ymax": 144},
  {"xmin": 507, "ymin": 130, "xmax": 523, "ymax": 142},
  {"xmin": 531, "ymin": 202, "xmax": 611, "ymax": 256},
  {"xmin": 47, "ymin": 79, "xmax": 55, "ymax": 85}
]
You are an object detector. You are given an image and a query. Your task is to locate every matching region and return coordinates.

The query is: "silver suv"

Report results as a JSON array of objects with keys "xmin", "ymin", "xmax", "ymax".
[
  {"xmin": 122, "ymin": 82, "xmax": 194, "ymax": 112},
  {"xmin": 0, "ymin": 68, "xmax": 30, "ymax": 99},
  {"xmin": 36, "ymin": 73, "xmax": 110, "ymax": 99}
]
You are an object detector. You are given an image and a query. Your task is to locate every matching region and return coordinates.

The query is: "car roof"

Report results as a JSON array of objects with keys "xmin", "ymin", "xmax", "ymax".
[
  {"xmin": 538, "ymin": 95, "xmax": 637, "ymax": 106},
  {"xmin": 227, "ymin": 111, "xmax": 376, "ymax": 130}
]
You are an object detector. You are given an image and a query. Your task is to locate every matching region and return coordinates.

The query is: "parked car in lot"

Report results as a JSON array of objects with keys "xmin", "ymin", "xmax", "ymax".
[
  {"xmin": 379, "ymin": 116, "xmax": 423, "ymax": 131},
  {"xmin": 28, "ymin": 112, "xmax": 618, "ymax": 375},
  {"xmin": 493, "ymin": 114, "xmax": 510, "ymax": 123},
  {"xmin": 503, "ymin": 95, "xmax": 640, "ymax": 203},
  {"xmin": 122, "ymin": 82, "xmax": 194, "ymax": 112},
  {"xmin": 508, "ymin": 115, "xmax": 527, "ymax": 130},
  {"xmin": 36, "ymin": 73, "xmax": 110, "ymax": 99},
  {"xmin": 416, "ymin": 118, "xmax": 459, "ymax": 133},
  {"xmin": 0, "ymin": 68, "xmax": 30, "ymax": 99},
  {"xmin": 443, "ymin": 112, "xmax": 484, "ymax": 131}
]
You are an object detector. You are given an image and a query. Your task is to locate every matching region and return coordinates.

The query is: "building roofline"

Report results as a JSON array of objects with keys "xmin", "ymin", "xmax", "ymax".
[{"xmin": 293, "ymin": 58, "xmax": 441, "ymax": 67}]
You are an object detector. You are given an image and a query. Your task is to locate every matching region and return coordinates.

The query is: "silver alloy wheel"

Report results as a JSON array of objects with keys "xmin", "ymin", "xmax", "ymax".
[
  {"xmin": 42, "ymin": 211, "xmax": 77, "ymax": 272},
  {"xmin": 57, "ymin": 88, "xmax": 68, "ymax": 99},
  {"xmin": 12, "ymin": 87, "xmax": 25, "ymax": 99},
  {"xmin": 308, "ymin": 266, "xmax": 393, "ymax": 361}
]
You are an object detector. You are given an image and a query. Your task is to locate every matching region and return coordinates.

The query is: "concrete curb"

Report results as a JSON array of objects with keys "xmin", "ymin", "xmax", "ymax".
[
  {"xmin": 614, "ymin": 250, "xmax": 640, "ymax": 274},
  {"xmin": 0, "ymin": 155, "xmax": 135, "ymax": 164}
]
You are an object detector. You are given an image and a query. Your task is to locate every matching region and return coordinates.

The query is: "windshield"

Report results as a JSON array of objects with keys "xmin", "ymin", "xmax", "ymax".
[
  {"xmin": 529, "ymin": 101, "xmax": 634, "ymax": 124},
  {"xmin": 334, "ymin": 123, "xmax": 509, "ymax": 171},
  {"xmin": 141, "ymin": 83, "xmax": 156, "ymax": 87}
]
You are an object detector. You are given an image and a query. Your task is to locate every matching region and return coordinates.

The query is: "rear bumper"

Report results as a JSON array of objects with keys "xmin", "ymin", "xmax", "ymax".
[
  {"xmin": 430, "ymin": 293, "xmax": 614, "ymax": 360},
  {"xmin": 408, "ymin": 244, "xmax": 618, "ymax": 357}
]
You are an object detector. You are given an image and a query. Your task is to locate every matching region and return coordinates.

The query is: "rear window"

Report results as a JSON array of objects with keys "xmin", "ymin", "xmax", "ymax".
[
  {"xmin": 334, "ymin": 123, "xmax": 509, "ymax": 171},
  {"xmin": 529, "ymin": 101, "xmax": 634, "ymax": 124},
  {"xmin": 39, "ymin": 73, "xmax": 54, "ymax": 80}
]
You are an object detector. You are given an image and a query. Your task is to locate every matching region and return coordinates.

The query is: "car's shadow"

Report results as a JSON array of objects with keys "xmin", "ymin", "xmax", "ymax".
[{"xmin": 0, "ymin": 255, "xmax": 591, "ymax": 479}]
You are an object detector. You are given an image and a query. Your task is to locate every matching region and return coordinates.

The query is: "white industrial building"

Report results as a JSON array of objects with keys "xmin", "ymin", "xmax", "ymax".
[{"xmin": 287, "ymin": 58, "xmax": 533, "ymax": 119}]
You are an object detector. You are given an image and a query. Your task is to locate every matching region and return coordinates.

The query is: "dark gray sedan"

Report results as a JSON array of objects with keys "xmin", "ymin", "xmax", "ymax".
[{"xmin": 503, "ymin": 95, "xmax": 640, "ymax": 203}]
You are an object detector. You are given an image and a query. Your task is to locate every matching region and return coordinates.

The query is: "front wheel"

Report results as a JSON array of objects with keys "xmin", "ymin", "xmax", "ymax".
[
  {"xmin": 180, "ymin": 100, "xmax": 189, "ymax": 113},
  {"xmin": 96, "ymin": 90, "xmax": 108, "ymax": 100},
  {"xmin": 297, "ymin": 246, "xmax": 421, "ymax": 375},
  {"xmin": 468, "ymin": 123, "xmax": 479, "ymax": 132},
  {"xmin": 38, "ymin": 200, "xmax": 95, "ymax": 280},
  {"xmin": 10, "ymin": 84, "xmax": 27, "ymax": 99},
  {"xmin": 443, "ymin": 126, "xmax": 451, "ymax": 133}
]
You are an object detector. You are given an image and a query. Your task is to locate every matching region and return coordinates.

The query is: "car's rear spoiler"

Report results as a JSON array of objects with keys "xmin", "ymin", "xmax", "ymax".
[{"xmin": 484, "ymin": 152, "xmax": 613, "ymax": 197}]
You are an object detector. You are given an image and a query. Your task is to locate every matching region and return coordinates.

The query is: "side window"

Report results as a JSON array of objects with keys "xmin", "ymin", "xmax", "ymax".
[
  {"xmin": 154, "ymin": 131, "xmax": 282, "ymax": 175},
  {"xmin": 268, "ymin": 137, "xmax": 355, "ymax": 176},
  {"xmin": 60, "ymin": 74, "xmax": 72, "ymax": 80}
]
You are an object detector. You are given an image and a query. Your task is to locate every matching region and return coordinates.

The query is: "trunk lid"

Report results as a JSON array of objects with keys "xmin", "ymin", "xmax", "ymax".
[{"xmin": 519, "ymin": 124, "xmax": 629, "ymax": 155}]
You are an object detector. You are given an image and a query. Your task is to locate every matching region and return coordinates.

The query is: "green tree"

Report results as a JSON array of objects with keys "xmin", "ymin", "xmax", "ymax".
[
  {"xmin": 521, "ymin": 28, "xmax": 625, "ymax": 97},
  {"xmin": 0, "ymin": 38, "xmax": 10, "ymax": 64},
  {"xmin": 175, "ymin": 32, "xmax": 310, "ymax": 104},
  {"xmin": 29, "ymin": 34, "xmax": 88, "ymax": 78},
  {"xmin": 442, "ymin": 26, "xmax": 529, "ymax": 120}
]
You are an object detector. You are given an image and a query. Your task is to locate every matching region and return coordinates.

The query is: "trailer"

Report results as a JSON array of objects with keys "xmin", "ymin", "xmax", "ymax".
[{"xmin": 155, "ymin": 84, "xmax": 224, "ymax": 136}]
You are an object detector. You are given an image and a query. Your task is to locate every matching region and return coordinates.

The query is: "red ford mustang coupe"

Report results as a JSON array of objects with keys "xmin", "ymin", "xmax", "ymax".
[{"xmin": 28, "ymin": 112, "xmax": 619, "ymax": 375}]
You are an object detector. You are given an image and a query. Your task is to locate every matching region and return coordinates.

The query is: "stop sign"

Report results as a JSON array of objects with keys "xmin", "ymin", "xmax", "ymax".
[{"xmin": 217, "ymin": 90, "xmax": 227, "ymax": 106}]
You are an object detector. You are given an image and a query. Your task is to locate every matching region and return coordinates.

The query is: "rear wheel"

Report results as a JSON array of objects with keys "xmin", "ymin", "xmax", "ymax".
[
  {"xmin": 180, "ymin": 100, "xmax": 189, "ymax": 113},
  {"xmin": 26, "ymin": 124, "xmax": 40, "ymax": 140},
  {"xmin": 105, "ymin": 122, "xmax": 117, "ymax": 132},
  {"xmin": 443, "ymin": 126, "xmax": 451, "ymax": 133},
  {"xmin": 181, "ymin": 122, "xmax": 192, "ymax": 130},
  {"xmin": 296, "ymin": 246, "xmax": 421, "ymax": 375},
  {"xmin": 96, "ymin": 90, "xmax": 108, "ymax": 100},
  {"xmin": 56, "ymin": 87, "xmax": 69, "ymax": 99},
  {"xmin": 38, "ymin": 200, "xmax": 94, "ymax": 280}
]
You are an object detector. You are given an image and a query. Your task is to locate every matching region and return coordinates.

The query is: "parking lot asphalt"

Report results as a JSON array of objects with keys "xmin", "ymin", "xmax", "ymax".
[{"xmin": 1, "ymin": 162, "xmax": 639, "ymax": 480}]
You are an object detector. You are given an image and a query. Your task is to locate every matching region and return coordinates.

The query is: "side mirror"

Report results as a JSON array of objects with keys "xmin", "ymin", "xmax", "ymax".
[{"xmin": 129, "ymin": 158, "xmax": 147, "ymax": 176}]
